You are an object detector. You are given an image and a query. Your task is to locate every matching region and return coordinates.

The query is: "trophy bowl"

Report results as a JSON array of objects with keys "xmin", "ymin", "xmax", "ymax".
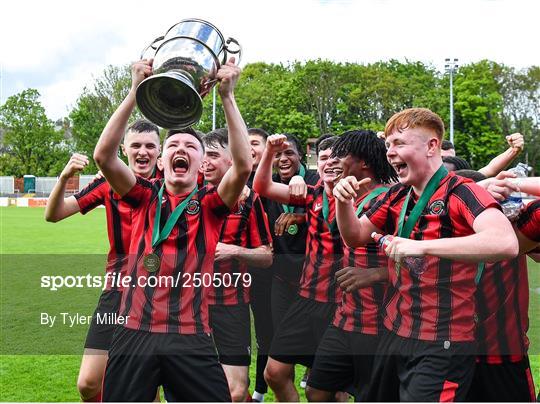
[{"xmin": 136, "ymin": 18, "xmax": 241, "ymax": 129}]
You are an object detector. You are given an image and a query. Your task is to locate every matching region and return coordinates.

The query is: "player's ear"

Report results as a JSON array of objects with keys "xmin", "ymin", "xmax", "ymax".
[
  {"xmin": 120, "ymin": 144, "xmax": 127, "ymax": 157},
  {"xmin": 426, "ymin": 137, "xmax": 439, "ymax": 157}
]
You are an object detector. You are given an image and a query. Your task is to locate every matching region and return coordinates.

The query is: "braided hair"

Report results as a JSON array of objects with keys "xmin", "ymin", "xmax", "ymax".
[{"xmin": 331, "ymin": 129, "xmax": 398, "ymax": 184}]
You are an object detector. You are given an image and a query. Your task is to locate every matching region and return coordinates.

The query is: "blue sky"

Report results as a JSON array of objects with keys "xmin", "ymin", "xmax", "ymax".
[{"xmin": 1, "ymin": 0, "xmax": 538, "ymax": 119}]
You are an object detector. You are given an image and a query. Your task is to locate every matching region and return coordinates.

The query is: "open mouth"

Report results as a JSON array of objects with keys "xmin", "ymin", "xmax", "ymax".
[
  {"xmin": 173, "ymin": 156, "xmax": 189, "ymax": 174},
  {"xmin": 136, "ymin": 158, "xmax": 149, "ymax": 167},
  {"xmin": 279, "ymin": 163, "xmax": 292, "ymax": 171},
  {"xmin": 392, "ymin": 162, "xmax": 407, "ymax": 175}
]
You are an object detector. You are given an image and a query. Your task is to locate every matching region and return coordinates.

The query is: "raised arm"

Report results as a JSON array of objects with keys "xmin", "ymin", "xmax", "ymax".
[
  {"xmin": 252, "ymin": 134, "xmax": 294, "ymax": 204},
  {"xmin": 93, "ymin": 60, "xmax": 152, "ymax": 197},
  {"xmin": 45, "ymin": 153, "xmax": 87, "ymax": 222},
  {"xmin": 478, "ymin": 133, "xmax": 523, "ymax": 177},
  {"xmin": 333, "ymin": 176, "xmax": 380, "ymax": 247},
  {"xmin": 215, "ymin": 58, "xmax": 252, "ymax": 209}
]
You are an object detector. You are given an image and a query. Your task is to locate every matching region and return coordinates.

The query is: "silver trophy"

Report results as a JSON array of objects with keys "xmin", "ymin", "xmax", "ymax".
[{"xmin": 136, "ymin": 18, "xmax": 241, "ymax": 129}]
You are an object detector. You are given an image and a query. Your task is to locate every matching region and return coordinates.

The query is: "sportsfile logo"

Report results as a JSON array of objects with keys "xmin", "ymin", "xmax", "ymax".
[{"xmin": 40, "ymin": 272, "xmax": 252, "ymax": 291}]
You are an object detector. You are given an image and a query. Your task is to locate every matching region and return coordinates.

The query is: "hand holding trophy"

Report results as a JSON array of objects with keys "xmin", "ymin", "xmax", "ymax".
[{"xmin": 136, "ymin": 19, "xmax": 241, "ymax": 129}]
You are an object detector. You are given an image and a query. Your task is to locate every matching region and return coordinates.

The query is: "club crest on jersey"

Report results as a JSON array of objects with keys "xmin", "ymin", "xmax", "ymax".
[
  {"xmin": 234, "ymin": 203, "xmax": 245, "ymax": 215},
  {"xmin": 429, "ymin": 200, "xmax": 445, "ymax": 215},
  {"xmin": 186, "ymin": 199, "xmax": 200, "ymax": 215}
]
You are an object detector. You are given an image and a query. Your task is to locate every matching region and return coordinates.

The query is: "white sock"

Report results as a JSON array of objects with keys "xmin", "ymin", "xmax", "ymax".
[{"xmin": 252, "ymin": 391, "xmax": 264, "ymax": 402}]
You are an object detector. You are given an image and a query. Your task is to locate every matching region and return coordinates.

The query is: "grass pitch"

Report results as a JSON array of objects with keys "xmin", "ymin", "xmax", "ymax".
[{"xmin": 0, "ymin": 207, "xmax": 538, "ymax": 401}]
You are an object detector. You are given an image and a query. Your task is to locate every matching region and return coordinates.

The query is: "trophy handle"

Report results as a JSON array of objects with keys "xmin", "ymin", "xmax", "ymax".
[
  {"xmin": 224, "ymin": 37, "xmax": 242, "ymax": 65},
  {"xmin": 140, "ymin": 36, "xmax": 164, "ymax": 60}
]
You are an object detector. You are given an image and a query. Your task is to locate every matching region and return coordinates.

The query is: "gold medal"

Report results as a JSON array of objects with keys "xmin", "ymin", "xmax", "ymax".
[
  {"xmin": 287, "ymin": 224, "xmax": 298, "ymax": 235},
  {"xmin": 143, "ymin": 253, "xmax": 160, "ymax": 273}
]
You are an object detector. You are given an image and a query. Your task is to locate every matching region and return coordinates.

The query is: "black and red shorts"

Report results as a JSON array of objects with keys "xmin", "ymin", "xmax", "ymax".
[
  {"xmin": 307, "ymin": 325, "xmax": 379, "ymax": 401},
  {"xmin": 84, "ymin": 290, "xmax": 122, "ymax": 350},
  {"xmin": 465, "ymin": 355, "xmax": 536, "ymax": 402},
  {"xmin": 102, "ymin": 327, "xmax": 230, "ymax": 402},
  {"xmin": 209, "ymin": 303, "xmax": 251, "ymax": 366},
  {"xmin": 269, "ymin": 296, "xmax": 336, "ymax": 368},
  {"xmin": 367, "ymin": 330, "xmax": 476, "ymax": 402}
]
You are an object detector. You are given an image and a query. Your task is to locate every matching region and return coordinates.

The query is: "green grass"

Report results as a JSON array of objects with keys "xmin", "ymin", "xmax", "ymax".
[{"xmin": 0, "ymin": 207, "xmax": 538, "ymax": 401}]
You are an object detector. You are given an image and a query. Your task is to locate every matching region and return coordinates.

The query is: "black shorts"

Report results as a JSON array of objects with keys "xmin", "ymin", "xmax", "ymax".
[
  {"xmin": 271, "ymin": 276, "xmax": 298, "ymax": 330},
  {"xmin": 209, "ymin": 303, "xmax": 251, "ymax": 366},
  {"xmin": 367, "ymin": 330, "xmax": 476, "ymax": 402},
  {"xmin": 269, "ymin": 296, "xmax": 336, "ymax": 368},
  {"xmin": 84, "ymin": 290, "xmax": 122, "ymax": 350},
  {"xmin": 102, "ymin": 327, "xmax": 230, "ymax": 402},
  {"xmin": 307, "ymin": 325, "xmax": 379, "ymax": 401},
  {"xmin": 465, "ymin": 356, "xmax": 536, "ymax": 402}
]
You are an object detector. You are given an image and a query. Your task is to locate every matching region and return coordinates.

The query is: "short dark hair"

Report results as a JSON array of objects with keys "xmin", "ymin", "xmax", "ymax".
[
  {"xmin": 315, "ymin": 133, "xmax": 335, "ymax": 155},
  {"xmin": 125, "ymin": 119, "xmax": 160, "ymax": 142},
  {"xmin": 248, "ymin": 128, "xmax": 269, "ymax": 140},
  {"xmin": 203, "ymin": 128, "xmax": 229, "ymax": 149},
  {"xmin": 455, "ymin": 169, "xmax": 487, "ymax": 183},
  {"xmin": 331, "ymin": 130, "xmax": 398, "ymax": 184},
  {"xmin": 165, "ymin": 127, "xmax": 205, "ymax": 151},
  {"xmin": 317, "ymin": 135, "xmax": 338, "ymax": 155},
  {"xmin": 442, "ymin": 156, "xmax": 471, "ymax": 171},
  {"xmin": 441, "ymin": 140, "xmax": 455, "ymax": 151}
]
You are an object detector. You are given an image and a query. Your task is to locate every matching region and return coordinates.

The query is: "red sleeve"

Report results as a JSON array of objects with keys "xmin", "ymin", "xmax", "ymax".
[
  {"xmin": 451, "ymin": 182, "xmax": 501, "ymax": 228},
  {"xmin": 74, "ymin": 177, "xmax": 107, "ymax": 214},
  {"xmin": 365, "ymin": 188, "xmax": 393, "ymax": 232},
  {"xmin": 517, "ymin": 199, "xmax": 540, "ymax": 242},
  {"xmin": 247, "ymin": 194, "xmax": 272, "ymax": 248},
  {"xmin": 121, "ymin": 177, "xmax": 159, "ymax": 209},
  {"xmin": 200, "ymin": 186, "xmax": 230, "ymax": 219}
]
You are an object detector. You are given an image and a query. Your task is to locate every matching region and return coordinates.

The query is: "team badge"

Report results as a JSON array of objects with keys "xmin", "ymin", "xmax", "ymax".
[
  {"xmin": 428, "ymin": 200, "xmax": 445, "ymax": 215},
  {"xmin": 186, "ymin": 199, "xmax": 200, "ymax": 215},
  {"xmin": 234, "ymin": 203, "xmax": 245, "ymax": 215}
]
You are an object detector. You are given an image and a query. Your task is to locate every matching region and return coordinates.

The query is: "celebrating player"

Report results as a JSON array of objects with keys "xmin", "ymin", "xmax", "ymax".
[
  {"xmin": 92, "ymin": 57, "xmax": 252, "ymax": 401},
  {"xmin": 202, "ymin": 128, "xmax": 273, "ymax": 401},
  {"xmin": 333, "ymin": 108, "xmax": 518, "ymax": 401},
  {"xmin": 45, "ymin": 119, "xmax": 160, "ymax": 402}
]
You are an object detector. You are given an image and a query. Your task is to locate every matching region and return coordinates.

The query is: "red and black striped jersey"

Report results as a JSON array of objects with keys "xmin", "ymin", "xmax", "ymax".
[
  {"xmin": 333, "ymin": 188, "xmax": 389, "ymax": 334},
  {"xmin": 120, "ymin": 177, "xmax": 229, "ymax": 334},
  {"xmin": 476, "ymin": 256, "xmax": 529, "ymax": 363},
  {"xmin": 74, "ymin": 177, "xmax": 131, "ymax": 291},
  {"xmin": 365, "ymin": 172, "xmax": 500, "ymax": 342},
  {"xmin": 209, "ymin": 189, "xmax": 272, "ymax": 306},
  {"xmin": 517, "ymin": 199, "xmax": 540, "ymax": 242},
  {"xmin": 291, "ymin": 184, "xmax": 344, "ymax": 303}
]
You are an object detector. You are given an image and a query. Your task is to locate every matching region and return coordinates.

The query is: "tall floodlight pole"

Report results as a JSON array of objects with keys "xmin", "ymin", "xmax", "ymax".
[
  {"xmin": 212, "ymin": 86, "xmax": 217, "ymax": 130},
  {"xmin": 444, "ymin": 58, "xmax": 459, "ymax": 145}
]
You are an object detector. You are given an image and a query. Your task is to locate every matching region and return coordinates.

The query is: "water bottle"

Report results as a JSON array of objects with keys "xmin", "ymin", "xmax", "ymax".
[
  {"xmin": 500, "ymin": 163, "xmax": 528, "ymax": 220},
  {"xmin": 371, "ymin": 232, "xmax": 425, "ymax": 276}
]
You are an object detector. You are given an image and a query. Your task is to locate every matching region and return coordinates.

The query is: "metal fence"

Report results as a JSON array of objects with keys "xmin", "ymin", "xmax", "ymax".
[
  {"xmin": 35, "ymin": 177, "xmax": 59, "ymax": 196},
  {"xmin": 0, "ymin": 176, "xmax": 14, "ymax": 195},
  {"xmin": 79, "ymin": 175, "xmax": 96, "ymax": 191}
]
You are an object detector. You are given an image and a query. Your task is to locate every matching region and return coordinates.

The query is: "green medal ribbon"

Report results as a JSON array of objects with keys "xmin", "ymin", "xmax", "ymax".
[
  {"xmin": 394, "ymin": 165, "xmax": 448, "ymax": 277},
  {"xmin": 322, "ymin": 190, "xmax": 338, "ymax": 233},
  {"xmin": 151, "ymin": 184, "xmax": 198, "ymax": 249},
  {"xmin": 281, "ymin": 166, "xmax": 307, "ymax": 237},
  {"xmin": 397, "ymin": 165, "xmax": 448, "ymax": 239},
  {"xmin": 355, "ymin": 187, "xmax": 389, "ymax": 217}
]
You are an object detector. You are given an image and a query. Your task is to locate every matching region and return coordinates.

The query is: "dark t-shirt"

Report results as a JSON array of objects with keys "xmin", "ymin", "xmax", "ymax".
[{"xmin": 250, "ymin": 168, "xmax": 319, "ymax": 286}]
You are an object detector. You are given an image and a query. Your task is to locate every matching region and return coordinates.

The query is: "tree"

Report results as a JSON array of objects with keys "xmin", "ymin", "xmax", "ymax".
[
  {"xmin": 69, "ymin": 64, "xmax": 136, "ymax": 172},
  {"xmin": 452, "ymin": 61, "xmax": 506, "ymax": 169},
  {"xmin": 0, "ymin": 89, "xmax": 69, "ymax": 176}
]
